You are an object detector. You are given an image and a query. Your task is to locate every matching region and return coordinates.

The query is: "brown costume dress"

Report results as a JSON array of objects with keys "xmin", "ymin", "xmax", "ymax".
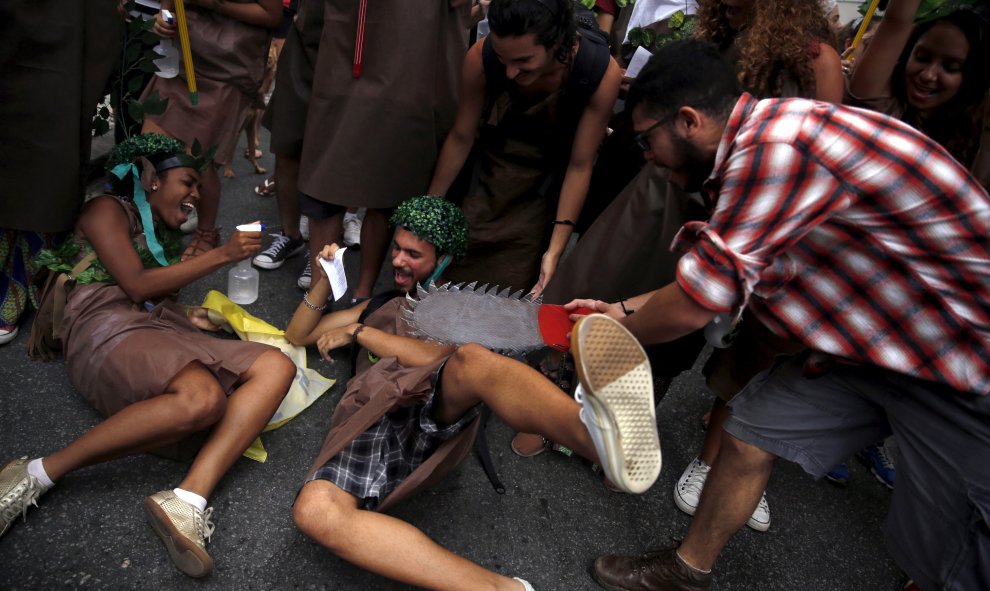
[
  {"xmin": 60, "ymin": 197, "xmax": 274, "ymax": 418},
  {"xmin": 142, "ymin": 3, "xmax": 272, "ymax": 165},
  {"xmin": 306, "ymin": 298, "xmax": 479, "ymax": 512},
  {"xmin": 263, "ymin": 0, "xmax": 324, "ymax": 159},
  {"xmin": 296, "ymin": 0, "xmax": 468, "ymax": 209}
]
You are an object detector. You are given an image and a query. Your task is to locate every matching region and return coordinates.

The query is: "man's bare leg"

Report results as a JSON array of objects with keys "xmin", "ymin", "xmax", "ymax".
[
  {"xmin": 294, "ymin": 479, "xmax": 525, "ymax": 591},
  {"xmin": 437, "ymin": 344, "xmax": 598, "ymax": 462},
  {"xmin": 677, "ymin": 433, "xmax": 775, "ymax": 570}
]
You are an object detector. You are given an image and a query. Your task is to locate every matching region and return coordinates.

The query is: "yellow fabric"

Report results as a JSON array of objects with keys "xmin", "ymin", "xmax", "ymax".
[{"xmin": 200, "ymin": 290, "xmax": 335, "ymax": 462}]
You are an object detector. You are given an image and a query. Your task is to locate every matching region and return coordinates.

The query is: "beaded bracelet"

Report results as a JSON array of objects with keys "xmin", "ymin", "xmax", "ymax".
[
  {"xmin": 302, "ymin": 293, "xmax": 326, "ymax": 312},
  {"xmin": 352, "ymin": 324, "xmax": 367, "ymax": 343},
  {"xmin": 551, "ymin": 219, "xmax": 576, "ymax": 227}
]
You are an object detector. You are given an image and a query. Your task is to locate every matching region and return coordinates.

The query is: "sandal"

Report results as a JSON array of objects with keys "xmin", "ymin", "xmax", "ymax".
[
  {"xmin": 537, "ymin": 349, "xmax": 576, "ymax": 393},
  {"xmin": 181, "ymin": 227, "xmax": 220, "ymax": 261},
  {"xmin": 254, "ymin": 176, "xmax": 276, "ymax": 197}
]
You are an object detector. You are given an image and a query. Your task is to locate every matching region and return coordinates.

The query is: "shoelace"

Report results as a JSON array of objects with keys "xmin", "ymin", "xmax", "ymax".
[
  {"xmin": 0, "ymin": 475, "xmax": 41, "ymax": 525},
  {"xmin": 195, "ymin": 506, "xmax": 216, "ymax": 545},
  {"xmin": 679, "ymin": 461, "xmax": 709, "ymax": 495},
  {"xmin": 872, "ymin": 445, "xmax": 895, "ymax": 470},
  {"xmin": 755, "ymin": 493, "xmax": 769, "ymax": 513},
  {"xmin": 261, "ymin": 233, "xmax": 292, "ymax": 257}
]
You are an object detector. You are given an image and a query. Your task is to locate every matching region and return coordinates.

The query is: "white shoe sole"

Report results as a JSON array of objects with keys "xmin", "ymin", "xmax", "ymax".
[{"xmin": 572, "ymin": 314, "xmax": 661, "ymax": 494}]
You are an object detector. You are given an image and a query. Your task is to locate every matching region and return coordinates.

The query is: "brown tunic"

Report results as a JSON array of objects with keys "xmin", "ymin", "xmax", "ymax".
[
  {"xmin": 296, "ymin": 0, "xmax": 468, "ymax": 209},
  {"xmin": 143, "ymin": 4, "xmax": 272, "ymax": 165},
  {"xmin": 263, "ymin": 0, "xmax": 324, "ymax": 159},
  {"xmin": 60, "ymin": 198, "xmax": 273, "ymax": 417},
  {"xmin": 305, "ymin": 298, "xmax": 479, "ymax": 512},
  {"xmin": 0, "ymin": 1, "xmax": 122, "ymax": 232},
  {"xmin": 542, "ymin": 165, "xmax": 707, "ymax": 304}
]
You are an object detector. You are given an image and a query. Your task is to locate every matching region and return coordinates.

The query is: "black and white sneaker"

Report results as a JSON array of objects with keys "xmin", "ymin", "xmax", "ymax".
[
  {"xmin": 253, "ymin": 233, "xmax": 305, "ymax": 270},
  {"xmin": 297, "ymin": 255, "xmax": 312, "ymax": 289}
]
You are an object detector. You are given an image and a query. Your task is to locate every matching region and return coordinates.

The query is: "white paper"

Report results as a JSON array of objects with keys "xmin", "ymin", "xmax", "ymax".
[
  {"xmin": 318, "ymin": 247, "xmax": 348, "ymax": 301},
  {"xmin": 625, "ymin": 46, "xmax": 653, "ymax": 79}
]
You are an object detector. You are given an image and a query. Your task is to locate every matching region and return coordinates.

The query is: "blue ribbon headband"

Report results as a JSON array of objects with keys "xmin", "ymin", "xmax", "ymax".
[{"xmin": 110, "ymin": 162, "xmax": 170, "ymax": 267}]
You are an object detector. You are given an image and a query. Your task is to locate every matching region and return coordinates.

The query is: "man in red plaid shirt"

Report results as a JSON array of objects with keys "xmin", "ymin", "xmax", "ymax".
[{"xmin": 571, "ymin": 40, "xmax": 990, "ymax": 591}]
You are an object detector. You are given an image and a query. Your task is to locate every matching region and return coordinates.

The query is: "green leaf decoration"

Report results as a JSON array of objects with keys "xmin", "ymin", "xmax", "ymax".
[
  {"xmin": 641, "ymin": 28, "xmax": 657, "ymax": 47},
  {"xmin": 127, "ymin": 100, "xmax": 145, "ymax": 123},
  {"xmin": 629, "ymin": 27, "xmax": 643, "ymax": 47}
]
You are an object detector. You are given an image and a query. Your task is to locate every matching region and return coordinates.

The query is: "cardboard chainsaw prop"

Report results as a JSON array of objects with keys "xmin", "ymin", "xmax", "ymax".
[{"xmin": 402, "ymin": 281, "xmax": 594, "ymax": 355}]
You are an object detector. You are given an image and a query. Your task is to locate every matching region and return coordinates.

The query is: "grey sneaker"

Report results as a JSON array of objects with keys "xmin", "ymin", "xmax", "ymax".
[
  {"xmin": 571, "ymin": 314, "xmax": 661, "ymax": 495},
  {"xmin": 297, "ymin": 255, "xmax": 312, "ymax": 289},
  {"xmin": 342, "ymin": 213, "xmax": 362, "ymax": 247},
  {"xmin": 253, "ymin": 232, "xmax": 305, "ymax": 270},
  {"xmin": 0, "ymin": 457, "xmax": 44, "ymax": 538},
  {"xmin": 145, "ymin": 490, "xmax": 215, "ymax": 577}
]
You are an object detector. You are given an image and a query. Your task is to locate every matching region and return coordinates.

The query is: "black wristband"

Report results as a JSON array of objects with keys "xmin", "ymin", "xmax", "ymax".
[{"xmin": 619, "ymin": 299, "xmax": 634, "ymax": 316}]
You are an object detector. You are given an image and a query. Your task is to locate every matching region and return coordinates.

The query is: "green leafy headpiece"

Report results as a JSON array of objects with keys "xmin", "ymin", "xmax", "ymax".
[
  {"xmin": 390, "ymin": 196, "xmax": 469, "ymax": 261},
  {"xmin": 106, "ymin": 134, "xmax": 210, "ymax": 174}
]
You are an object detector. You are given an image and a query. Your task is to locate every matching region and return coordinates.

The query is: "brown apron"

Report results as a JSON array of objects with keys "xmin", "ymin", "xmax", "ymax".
[
  {"xmin": 297, "ymin": 0, "xmax": 468, "ymax": 209},
  {"xmin": 542, "ymin": 165, "xmax": 707, "ymax": 304}
]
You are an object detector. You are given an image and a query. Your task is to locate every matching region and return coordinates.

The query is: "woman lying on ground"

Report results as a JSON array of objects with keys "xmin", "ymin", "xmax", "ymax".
[{"xmin": 0, "ymin": 134, "xmax": 294, "ymax": 578}]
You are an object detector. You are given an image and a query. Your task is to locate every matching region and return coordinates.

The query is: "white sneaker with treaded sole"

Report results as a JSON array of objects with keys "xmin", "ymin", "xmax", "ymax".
[{"xmin": 571, "ymin": 314, "xmax": 661, "ymax": 494}]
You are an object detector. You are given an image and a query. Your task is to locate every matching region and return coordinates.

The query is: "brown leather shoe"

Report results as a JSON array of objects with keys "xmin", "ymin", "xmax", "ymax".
[{"xmin": 593, "ymin": 545, "xmax": 712, "ymax": 591}]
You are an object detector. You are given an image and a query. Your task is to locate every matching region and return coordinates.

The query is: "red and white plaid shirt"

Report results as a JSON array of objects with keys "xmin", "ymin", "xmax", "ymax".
[{"xmin": 673, "ymin": 93, "xmax": 990, "ymax": 395}]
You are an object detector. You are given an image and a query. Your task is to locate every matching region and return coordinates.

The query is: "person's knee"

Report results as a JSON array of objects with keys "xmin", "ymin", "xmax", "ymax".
[
  {"xmin": 720, "ymin": 432, "xmax": 775, "ymax": 469},
  {"xmin": 443, "ymin": 344, "xmax": 490, "ymax": 388},
  {"xmin": 257, "ymin": 350, "xmax": 296, "ymax": 391},
  {"xmin": 173, "ymin": 378, "xmax": 227, "ymax": 431},
  {"xmin": 293, "ymin": 482, "xmax": 354, "ymax": 552}
]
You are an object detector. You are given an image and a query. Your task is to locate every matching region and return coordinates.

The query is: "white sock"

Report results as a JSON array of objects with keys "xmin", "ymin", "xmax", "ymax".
[
  {"xmin": 172, "ymin": 487, "xmax": 207, "ymax": 512},
  {"xmin": 27, "ymin": 458, "xmax": 55, "ymax": 490},
  {"xmin": 676, "ymin": 549, "xmax": 712, "ymax": 574},
  {"xmin": 343, "ymin": 212, "xmax": 359, "ymax": 222}
]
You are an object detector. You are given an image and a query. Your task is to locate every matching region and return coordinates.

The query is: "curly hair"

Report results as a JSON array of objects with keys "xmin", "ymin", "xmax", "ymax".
[
  {"xmin": 694, "ymin": 0, "xmax": 835, "ymax": 99},
  {"xmin": 891, "ymin": 11, "xmax": 990, "ymax": 167},
  {"xmin": 488, "ymin": 0, "xmax": 577, "ymax": 65}
]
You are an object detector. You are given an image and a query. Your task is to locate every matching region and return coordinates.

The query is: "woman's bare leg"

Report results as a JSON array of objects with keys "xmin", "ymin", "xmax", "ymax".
[
  {"xmin": 178, "ymin": 350, "xmax": 294, "ymax": 498},
  {"xmin": 41, "ymin": 361, "xmax": 230, "ymax": 481}
]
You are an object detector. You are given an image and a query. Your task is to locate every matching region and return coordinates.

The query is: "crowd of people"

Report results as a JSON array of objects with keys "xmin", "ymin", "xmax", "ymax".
[{"xmin": 1, "ymin": 0, "xmax": 989, "ymax": 590}]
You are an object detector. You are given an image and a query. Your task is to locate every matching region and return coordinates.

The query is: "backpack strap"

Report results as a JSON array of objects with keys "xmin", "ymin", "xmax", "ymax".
[
  {"xmin": 567, "ymin": 28, "xmax": 610, "ymax": 100},
  {"xmin": 51, "ymin": 251, "xmax": 98, "ymax": 342}
]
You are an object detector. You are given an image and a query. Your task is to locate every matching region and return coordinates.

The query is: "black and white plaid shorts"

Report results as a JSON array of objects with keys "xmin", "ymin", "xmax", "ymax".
[{"xmin": 310, "ymin": 360, "xmax": 478, "ymax": 510}]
